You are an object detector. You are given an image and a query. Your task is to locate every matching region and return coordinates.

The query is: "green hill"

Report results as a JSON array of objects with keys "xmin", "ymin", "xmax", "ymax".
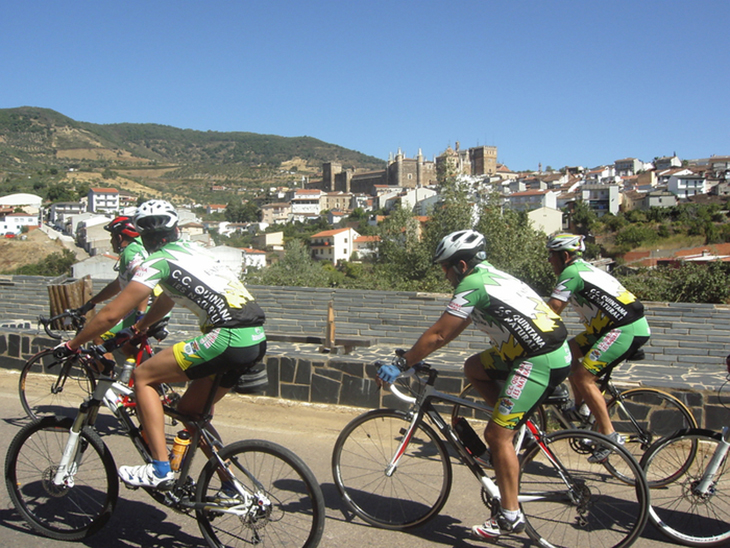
[{"xmin": 0, "ymin": 106, "xmax": 385, "ymax": 202}]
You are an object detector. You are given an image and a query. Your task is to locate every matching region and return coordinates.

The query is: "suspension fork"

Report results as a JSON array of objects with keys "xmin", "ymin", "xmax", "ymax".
[
  {"xmin": 694, "ymin": 426, "xmax": 730, "ymax": 495},
  {"xmin": 52, "ymin": 402, "xmax": 92, "ymax": 487}
]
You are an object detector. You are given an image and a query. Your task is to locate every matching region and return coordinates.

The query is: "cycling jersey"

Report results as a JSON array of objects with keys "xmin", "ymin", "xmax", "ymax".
[
  {"xmin": 132, "ymin": 240, "xmax": 265, "ymax": 333},
  {"xmin": 446, "ymin": 260, "xmax": 568, "ymax": 362},
  {"xmin": 550, "ymin": 258, "xmax": 644, "ymax": 336},
  {"xmin": 117, "ymin": 238, "xmax": 147, "ymax": 290}
]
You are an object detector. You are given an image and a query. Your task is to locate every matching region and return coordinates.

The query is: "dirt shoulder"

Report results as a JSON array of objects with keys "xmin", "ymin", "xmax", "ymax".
[{"xmin": 0, "ymin": 228, "xmax": 87, "ymax": 273}]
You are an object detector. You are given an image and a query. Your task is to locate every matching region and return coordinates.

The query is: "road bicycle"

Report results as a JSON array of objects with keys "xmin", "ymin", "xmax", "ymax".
[
  {"xmin": 5, "ymin": 347, "xmax": 326, "ymax": 548},
  {"xmin": 639, "ymin": 374, "xmax": 730, "ymax": 547},
  {"xmin": 452, "ymin": 348, "xmax": 697, "ymax": 482},
  {"xmin": 19, "ymin": 309, "xmax": 177, "ymax": 421},
  {"xmin": 331, "ymin": 359, "xmax": 650, "ymax": 548}
]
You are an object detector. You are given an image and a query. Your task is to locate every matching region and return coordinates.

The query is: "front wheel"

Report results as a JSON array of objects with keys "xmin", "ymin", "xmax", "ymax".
[
  {"xmin": 19, "ymin": 349, "xmax": 96, "ymax": 421},
  {"xmin": 5, "ymin": 416, "xmax": 119, "ymax": 540},
  {"xmin": 332, "ymin": 408, "xmax": 453, "ymax": 530},
  {"xmin": 519, "ymin": 429, "xmax": 650, "ymax": 548},
  {"xmin": 641, "ymin": 429, "xmax": 730, "ymax": 547},
  {"xmin": 195, "ymin": 439, "xmax": 325, "ymax": 548}
]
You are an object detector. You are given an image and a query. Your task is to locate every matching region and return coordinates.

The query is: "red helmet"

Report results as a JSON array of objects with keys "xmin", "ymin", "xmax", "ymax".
[{"xmin": 104, "ymin": 216, "xmax": 139, "ymax": 239}]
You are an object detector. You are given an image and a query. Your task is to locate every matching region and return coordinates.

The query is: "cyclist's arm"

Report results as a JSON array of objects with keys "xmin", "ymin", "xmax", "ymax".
[
  {"xmin": 66, "ymin": 281, "xmax": 154, "ymax": 350},
  {"xmin": 403, "ymin": 311, "xmax": 471, "ymax": 367},
  {"xmin": 87, "ymin": 279, "xmax": 122, "ymax": 308},
  {"xmin": 135, "ymin": 293, "xmax": 175, "ymax": 332},
  {"xmin": 547, "ymin": 297, "xmax": 568, "ymax": 315}
]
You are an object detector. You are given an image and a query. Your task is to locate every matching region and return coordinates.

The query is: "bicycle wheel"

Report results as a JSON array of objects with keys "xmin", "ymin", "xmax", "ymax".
[
  {"xmin": 5, "ymin": 416, "xmax": 119, "ymax": 541},
  {"xmin": 605, "ymin": 387, "xmax": 697, "ymax": 478},
  {"xmin": 19, "ymin": 349, "xmax": 96, "ymax": 421},
  {"xmin": 196, "ymin": 439, "xmax": 325, "ymax": 548},
  {"xmin": 332, "ymin": 408, "xmax": 452, "ymax": 530},
  {"xmin": 519, "ymin": 429, "xmax": 650, "ymax": 548},
  {"xmin": 642, "ymin": 429, "xmax": 730, "ymax": 547}
]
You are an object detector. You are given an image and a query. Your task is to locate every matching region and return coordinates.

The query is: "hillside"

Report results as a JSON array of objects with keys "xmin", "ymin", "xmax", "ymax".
[{"xmin": 0, "ymin": 106, "xmax": 385, "ymax": 203}]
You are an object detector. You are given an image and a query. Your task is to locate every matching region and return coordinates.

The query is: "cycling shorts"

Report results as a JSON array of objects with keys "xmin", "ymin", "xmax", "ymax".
[
  {"xmin": 573, "ymin": 317, "xmax": 651, "ymax": 377},
  {"xmin": 172, "ymin": 326, "xmax": 267, "ymax": 388},
  {"xmin": 479, "ymin": 340, "xmax": 572, "ymax": 430}
]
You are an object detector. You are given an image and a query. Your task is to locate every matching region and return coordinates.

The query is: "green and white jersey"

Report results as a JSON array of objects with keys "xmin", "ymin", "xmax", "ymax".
[
  {"xmin": 132, "ymin": 240, "xmax": 265, "ymax": 332},
  {"xmin": 446, "ymin": 261, "xmax": 567, "ymax": 362},
  {"xmin": 550, "ymin": 258, "xmax": 644, "ymax": 335},
  {"xmin": 117, "ymin": 238, "xmax": 147, "ymax": 290}
]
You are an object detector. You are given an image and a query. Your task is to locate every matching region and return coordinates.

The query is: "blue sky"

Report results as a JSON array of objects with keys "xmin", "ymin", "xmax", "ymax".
[{"xmin": 2, "ymin": 1, "xmax": 728, "ymax": 172}]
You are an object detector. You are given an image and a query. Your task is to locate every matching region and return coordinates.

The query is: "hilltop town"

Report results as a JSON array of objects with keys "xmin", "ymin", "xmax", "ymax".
[{"xmin": 1, "ymin": 136, "xmax": 730, "ymax": 278}]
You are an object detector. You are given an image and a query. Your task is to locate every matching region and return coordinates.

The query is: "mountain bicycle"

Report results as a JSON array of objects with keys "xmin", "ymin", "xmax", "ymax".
[
  {"xmin": 452, "ymin": 348, "xmax": 697, "ymax": 483},
  {"xmin": 5, "ymin": 347, "xmax": 326, "ymax": 548},
  {"xmin": 19, "ymin": 309, "xmax": 177, "ymax": 421},
  {"xmin": 639, "ymin": 373, "xmax": 730, "ymax": 547},
  {"xmin": 331, "ymin": 359, "xmax": 650, "ymax": 548}
]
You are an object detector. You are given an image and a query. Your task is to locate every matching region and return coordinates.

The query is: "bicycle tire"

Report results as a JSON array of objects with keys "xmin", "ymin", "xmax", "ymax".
[
  {"xmin": 19, "ymin": 349, "xmax": 96, "ymax": 421},
  {"xmin": 195, "ymin": 439, "xmax": 325, "ymax": 548},
  {"xmin": 452, "ymin": 382, "xmax": 548, "ymax": 434},
  {"xmin": 5, "ymin": 416, "xmax": 119, "ymax": 541},
  {"xmin": 642, "ymin": 429, "xmax": 730, "ymax": 547},
  {"xmin": 604, "ymin": 387, "xmax": 697, "ymax": 483},
  {"xmin": 331, "ymin": 408, "xmax": 452, "ymax": 530},
  {"xmin": 519, "ymin": 429, "xmax": 650, "ymax": 548}
]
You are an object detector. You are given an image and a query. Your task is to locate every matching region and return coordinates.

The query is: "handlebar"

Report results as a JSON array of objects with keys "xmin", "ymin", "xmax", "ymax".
[{"xmin": 38, "ymin": 309, "xmax": 86, "ymax": 339}]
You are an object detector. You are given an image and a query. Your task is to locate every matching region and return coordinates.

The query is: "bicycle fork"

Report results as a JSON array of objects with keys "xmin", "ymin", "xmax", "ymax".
[
  {"xmin": 694, "ymin": 426, "xmax": 730, "ymax": 496},
  {"xmin": 52, "ymin": 403, "xmax": 95, "ymax": 489}
]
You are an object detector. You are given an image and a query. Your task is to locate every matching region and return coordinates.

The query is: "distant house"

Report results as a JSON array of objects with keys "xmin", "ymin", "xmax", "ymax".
[
  {"xmin": 241, "ymin": 247, "xmax": 267, "ymax": 273},
  {"xmin": 251, "ymin": 231, "xmax": 284, "ymax": 251},
  {"xmin": 261, "ymin": 202, "xmax": 291, "ymax": 224},
  {"xmin": 0, "ymin": 212, "xmax": 39, "ymax": 234},
  {"xmin": 504, "ymin": 189, "xmax": 558, "ymax": 211},
  {"xmin": 87, "ymin": 188, "xmax": 119, "ymax": 213},
  {"xmin": 527, "ymin": 207, "xmax": 564, "ymax": 235},
  {"xmin": 207, "ymin": 204, "xmax": 227, "ymax": 215},
  {"xmin": 614, "ymin": 158, "xmax": 643, "ymax": 177},
  {"xmin": 310, "ymin": 227, "xmax": 360, "ymax": 264},
  {"xmin": 668, "ymin": 171, "xmax": 708, "ymax": 199},
  {"xmin": 353, "ymin": 235, "xmax": 380, "ymax": 261}
]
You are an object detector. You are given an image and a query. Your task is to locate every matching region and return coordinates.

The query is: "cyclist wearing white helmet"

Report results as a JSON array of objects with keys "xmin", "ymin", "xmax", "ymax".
[
  {"xmin": 377, "ymin": 229, "xmax": 571, "ymax": 540},
  {"xmin": 57, "ymin": 200, "xmax": 267, "ymax": 489},
  {"xmin": 546, "ymin": 232, "xmax": 651, "ymax": 462}
]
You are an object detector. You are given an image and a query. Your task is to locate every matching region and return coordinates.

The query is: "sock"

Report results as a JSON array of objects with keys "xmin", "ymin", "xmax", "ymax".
[
  {"xmin": 152, "ymin": 460, "xmax": 171, "ymax": 478},
  {"xmin": 502, "ymin": 508, "xmax": 521, "ymax": 521}
]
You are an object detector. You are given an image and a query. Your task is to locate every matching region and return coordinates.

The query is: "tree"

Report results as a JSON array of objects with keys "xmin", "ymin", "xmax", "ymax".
[
  {"xmin": 247, "ymin": 240, "xmax": 331, "ymax": 287},
  {"xmin": 570, "ymin": 200, "xmax": 598, "ymax": 236}
]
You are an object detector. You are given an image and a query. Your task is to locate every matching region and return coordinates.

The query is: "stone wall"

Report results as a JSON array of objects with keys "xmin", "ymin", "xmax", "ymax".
[{"xmin": 0, "ymin": 275, "xmax": 728, "ymax": 429}]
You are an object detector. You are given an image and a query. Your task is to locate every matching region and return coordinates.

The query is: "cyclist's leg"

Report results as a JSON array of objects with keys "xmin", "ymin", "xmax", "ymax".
[{"xmin": 463, "ymin": 348, "xmax": 507, "ymax": 408}]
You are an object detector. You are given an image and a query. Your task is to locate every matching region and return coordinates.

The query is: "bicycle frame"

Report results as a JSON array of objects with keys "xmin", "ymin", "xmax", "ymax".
[{"xmin": 389, "ymin": 368, "xmax": 572, "ymax": 506}]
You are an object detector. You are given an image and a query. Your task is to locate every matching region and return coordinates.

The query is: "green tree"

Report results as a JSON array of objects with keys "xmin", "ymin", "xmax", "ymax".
[
  {"xmin": 247, "ymin": 240, "xmax": 331, "ymax": 287},
  {"xmin": 570, "ymin": 200, "xmax": 598, "ymax": 236}
]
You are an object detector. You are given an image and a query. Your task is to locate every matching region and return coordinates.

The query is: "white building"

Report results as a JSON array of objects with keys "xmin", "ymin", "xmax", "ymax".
[
  {"xmin": 0, "ymin": 193, "xmax": 43, "ymax": 216},
  {"xmin": 310, "ymin": 227, "xmax": 360, "ymax": 264},
  {"xmin": 0, "ymin": 212, "xmax": 39, "ymax": 234},
  {"xmin": 504, "ymin": 189, "xmax": 558, "ymax": 211},
  {"xmin": 580, "ymin": 184, "xmax": 620, "ymax": 216},
  {"xmin": 241, "ymin": 247, "xmax": 267, "ymax": 273},
  {"xmin": 290, "ymin": 189, "xmax": 322, "ymax": 217},
  {"xmin": 527, "ymin": 207, "xmax": 564, "ymax": 235},
  {"xmin": 87, "ymin": 188, "xmax": 120, "ymax": 214},
  {"xmin": 668, "ymin": 172, "xmax": 708, "ymax": 199}
]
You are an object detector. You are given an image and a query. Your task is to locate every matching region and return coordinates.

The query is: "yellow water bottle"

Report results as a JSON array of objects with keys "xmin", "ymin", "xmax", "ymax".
[{"xmin": 170, "ymin": 430, "xmax": 191, "ymax": 471}]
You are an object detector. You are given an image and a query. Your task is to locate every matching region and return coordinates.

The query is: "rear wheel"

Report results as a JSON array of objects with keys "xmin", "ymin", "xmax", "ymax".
[
  {"xmin": 196, "ymin": 439, "xmax": 325, "ymax": 548},
  {"xmin": 520, "ymin": 429, "xmax": 650, "ymax": 548},
  {"xmin": 19, "ymin": 350, "xmax": 95, "ymax": 421}
]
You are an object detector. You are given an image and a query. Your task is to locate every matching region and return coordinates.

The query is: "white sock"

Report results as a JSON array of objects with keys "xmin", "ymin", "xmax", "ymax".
[{"xmin": 502, "ymin": 508, "xmax": 520, "ymax": 521}]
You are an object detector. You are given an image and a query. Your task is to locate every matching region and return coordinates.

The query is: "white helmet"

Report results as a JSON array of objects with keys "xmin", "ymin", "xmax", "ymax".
[
  {"xmin": 433, "ymin": 230, "xmax": 486, "ymax": 265},
  {"xmin": 546, "ymin": 233, "xmax": 585, "ymax": 254},
  {"xmin": 134, "ymin": 200, "xmax": 178, "ymax": 233}
]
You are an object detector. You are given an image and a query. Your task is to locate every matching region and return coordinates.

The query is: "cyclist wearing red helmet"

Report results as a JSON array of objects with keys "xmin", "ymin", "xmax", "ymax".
[{"xmin": 76, "ymin": 216, "xmax": 150, "ymax": 344}]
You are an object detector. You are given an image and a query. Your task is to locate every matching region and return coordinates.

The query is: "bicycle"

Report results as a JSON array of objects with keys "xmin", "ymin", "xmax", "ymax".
[
  {"xmin": 331, "ymin": 360, "xmax": 650, "ymax": 548},
  {"xmin": 452, "ymin": 348, "xmax": 698, "ymax": 481},
  {"xmin": 639, "ymin": 374, "xmax": 730, "ymax": 547},
  {"xmin": 19, "ymin": 309, "xmax": 177, "ymax": 421},
  {"xmin": 5, "ymin": 347, "xmax": 326, "ymax": 548}
]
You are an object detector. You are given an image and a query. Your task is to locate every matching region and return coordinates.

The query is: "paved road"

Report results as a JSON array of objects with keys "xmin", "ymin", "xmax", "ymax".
[{"xmin": 0, "ymin": 369, "xmax": 677, "ymax": 548}]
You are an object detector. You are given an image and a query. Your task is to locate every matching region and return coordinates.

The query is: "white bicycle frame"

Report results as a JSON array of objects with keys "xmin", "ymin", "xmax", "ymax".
[{"xmin": 695, "ymin": 425, "xmax": 730, "ymax": 494}]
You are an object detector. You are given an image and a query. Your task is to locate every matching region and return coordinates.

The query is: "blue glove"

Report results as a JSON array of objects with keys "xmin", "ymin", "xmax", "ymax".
[
  {"xmin": 53, "ymin": 342, "xmax": 79, "ymax": 359},
  {"xmin": 377, "ymin": 363, "xmax": 402, "ymax": 384}
]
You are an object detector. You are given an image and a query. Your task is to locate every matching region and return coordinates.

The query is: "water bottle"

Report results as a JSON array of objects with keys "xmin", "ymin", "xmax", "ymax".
[
  {"xmin": 453, "ymin": 417, "xmax": 487, "ymax": 456},
  {"xmin": 170, "ymin": 430, "xmax": 191, "ymax": 471},
  {"xmin": 119, "ymin": 357, "xmax": 135, "ymax": 385}
]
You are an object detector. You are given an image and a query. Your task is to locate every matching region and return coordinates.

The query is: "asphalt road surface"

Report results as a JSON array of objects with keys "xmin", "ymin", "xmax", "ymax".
[{"xmin": 0, "ymin": 369, "xmax": 678, "ymax": 548}]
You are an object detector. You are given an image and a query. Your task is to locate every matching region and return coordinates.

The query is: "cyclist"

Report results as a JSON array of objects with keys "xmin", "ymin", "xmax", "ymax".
[
  {"xmin": 55, "ymin": 200, "xmax": 267, "ymax": 489},
  {"xmin": 546, "ymin": 233, "xmax": 651, "ymax": 462},
  {"xmin": 376, "ymin": 229, "xmax": 571, "ymax": 540},
  {"xmin": 75, "ymin": 216, "xmax": 150, "ymax": 357}
]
